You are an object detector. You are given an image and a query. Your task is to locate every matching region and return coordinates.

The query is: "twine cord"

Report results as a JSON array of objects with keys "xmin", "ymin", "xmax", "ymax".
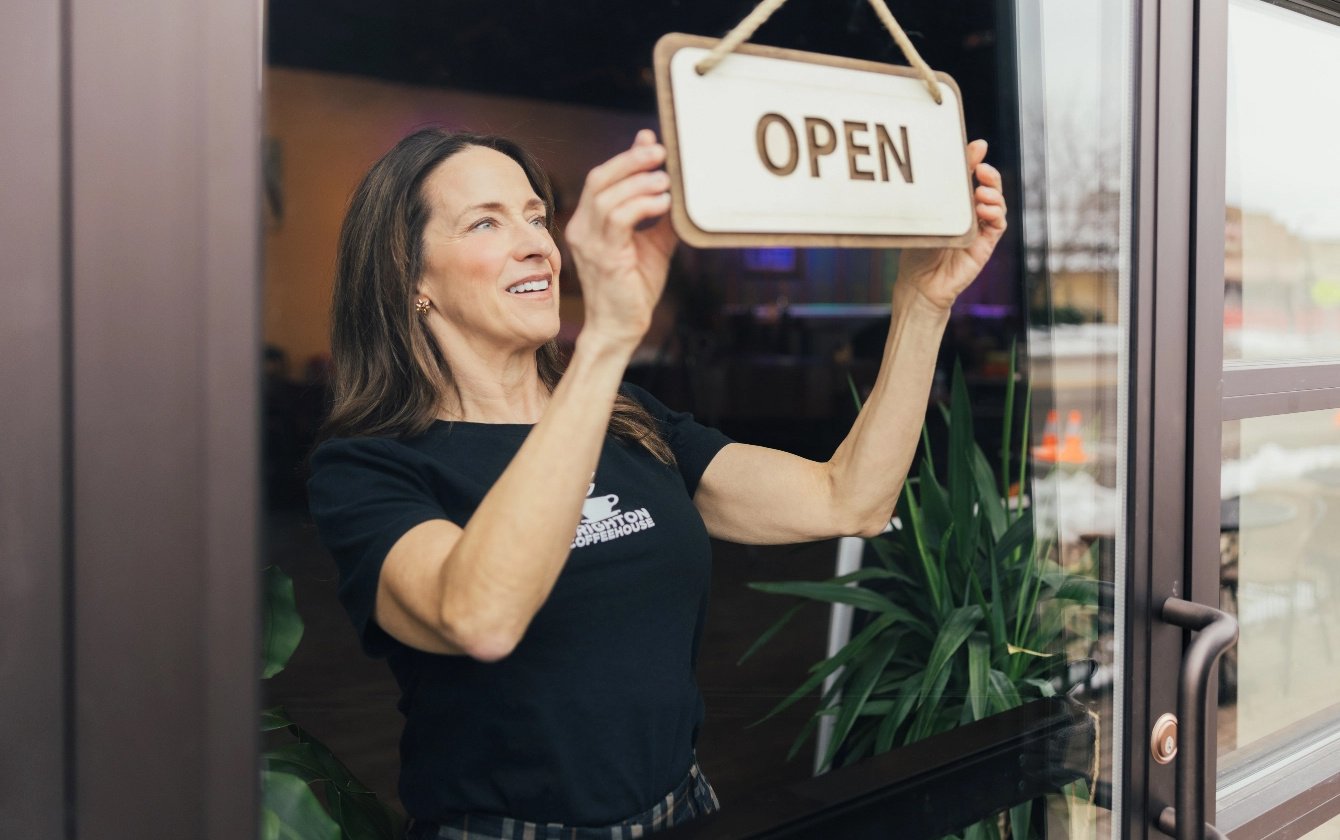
[{"xmin": 694, "ymin": 0, "xmax": 943, "ymax": 105}]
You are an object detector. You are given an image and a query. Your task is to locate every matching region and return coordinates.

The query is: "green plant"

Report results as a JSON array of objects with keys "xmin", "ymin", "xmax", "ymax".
[
  {"xmin": 742, "ymin": 352, "xmax": 1099, "ymax": 839},
  {"xmin": 262, "ymin": 565, "xmax": 405, "ymax": 840}
]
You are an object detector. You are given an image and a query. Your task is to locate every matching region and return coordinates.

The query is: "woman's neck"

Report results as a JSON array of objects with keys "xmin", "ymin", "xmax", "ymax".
[{"xmin": 436, "ymin": 345, "xmax": 548, "ymax": 424}]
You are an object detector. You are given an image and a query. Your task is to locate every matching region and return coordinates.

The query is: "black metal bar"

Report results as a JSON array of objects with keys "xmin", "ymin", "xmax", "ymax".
[
  {"xmin": 661, "ymin": 697, "xmax": 1096, "ymax": 839},
  {"xmin": 1160, "ymin": 597, "xmax": 1239, "ymax": 840}
]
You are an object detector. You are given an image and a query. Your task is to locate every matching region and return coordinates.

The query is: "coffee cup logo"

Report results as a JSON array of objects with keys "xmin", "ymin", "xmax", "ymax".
[{"xmin": 582, "ymin": 480, "xmax": 621, "ymax": 522}]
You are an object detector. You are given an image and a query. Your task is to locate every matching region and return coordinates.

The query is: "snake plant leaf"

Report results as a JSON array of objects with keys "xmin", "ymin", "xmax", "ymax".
[
  {"xmin": 918, "ymin": 459, "xmax": 951, "ymax": 547},
  {"xmin": 261, "ymin": 770, "xmax": 340, "ymax": 840},
  {"xmin": 947, "ymin": 361, "xmax": 981, "ymax": 571},
  {"xmin": 837, "ymin": 725, "xmax": 879, "ymax": 768},
  {"xmin": 993, "ymin": 511, "xmax": 1034, "ymax": 568},
  {"xmin": 830, "ymin": 567, "xmax": 904, "ymax": 585},
  {"xmin": 875, "ymin": 680, "xmax": 920, "ymax": 753},
  {"xmin": 909, "ymin": 658, "xmax": 957, "ymax": 741},
  {"xmin": 967, "ymin": 632, "xmax": 990, "ymax": 721},
  {"xmin": 1010, "ymin": 800, "xmax": 1033, "ymax": 840},
  {"xmin": 753, "ymin": 613, "xmax": 899, "ymax": 725},
  {"xmin": 856, "ymin": 700, "xmax": 896, "ymax": 716},
  {"xmin": 821, "ymin": 634, "xmax": 902, "ymax": 771},
  {"xmin": 746, "ymin": 581, "xmax": 922, "ymax": 634},
  {"xmin": 263, "ymin": 565, "xmax": 304, "ymax": 679},
  {"xmin": 919, "ymin": 605, "xmax": 984, "ymax": 702},
  {"xmin": 987, "ymin": 545, "xmax": 1008, "ymax": 652},
  {"xmin": 1000, "ymin": 341, "xmax": 1018, "ymax": 502},
  {"xmin": 988, "ymin": 669, "xmax": 1023, "ymax": 711},
  {"xmin": 785, "ymin": 714, "xmax": 822, "ymax": 763},
  {"xmin": 847, "ymin": 373, "xmax": 864, "ymax": 413},
  {"xmin": 865, "ymin": 535, "xmax": 901, "ymax": 572},
  {"xmin": 900, "ymin": 483, "xmax": 946, "ymax": 618},
  {"xmin": 972, "ymin": 445, "xmax": 1008, "ymax": 541},
  {"xmin": 737, "ymin": 603, "xmax": 804, "ymax": 665}
]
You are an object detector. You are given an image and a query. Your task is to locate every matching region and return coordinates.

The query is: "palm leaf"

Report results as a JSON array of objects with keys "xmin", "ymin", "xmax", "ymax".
[
  {"xmin": 752, "ymin": 613, "xmax": 899, "ymax": 725},
  {"xmin": 967, "ymin": 632, "xmax": 990, "ymax": 721},
  {"xmin": 919, "ymin": 605, "xmax": 984, "ymax": 702},
  {"xmin": 737, "ymin": 603, "xmax": 804, "ymax": 665},
  {"xmin": 820, "ymin": 634, "xmax": 902, "ymax": 770}
]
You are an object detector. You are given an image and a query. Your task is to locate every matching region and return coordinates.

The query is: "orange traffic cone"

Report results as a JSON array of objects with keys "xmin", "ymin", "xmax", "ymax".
[
  {"xmin": 1033, "ymin": 409, "xmax": 1059, "ymax": 463},
  {"xmin": 1058, "ymin": 409, "xmax": 1089, "ymax": 464}
]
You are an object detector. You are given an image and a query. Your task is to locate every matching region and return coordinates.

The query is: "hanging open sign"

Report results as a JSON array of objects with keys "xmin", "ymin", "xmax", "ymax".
[{"xmin": 653, "ymin": 33, "xmax": 975, "ymax": 249}]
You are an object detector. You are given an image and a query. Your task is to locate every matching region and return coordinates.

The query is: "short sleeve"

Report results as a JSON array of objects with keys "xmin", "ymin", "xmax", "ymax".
[
  {"xmin": 621, "ymin": 383, "xmax": 733, "ymax": 497},
  {"xmin": 307, "ymin": 436, "xmax": 447, "ymax": 657}
]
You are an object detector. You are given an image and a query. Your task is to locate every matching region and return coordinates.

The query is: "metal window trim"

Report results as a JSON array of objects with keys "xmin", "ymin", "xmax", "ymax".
[
  {"xmin": 1123, "ymin": 0, "xmax": 1162, "ymax": 834},
  {"xmin": 1258, "ymin": 0, "xmax": 1340, "ymax": 25},
  {"xmin": 1190, "ymin": 0, "xmax": 1232, "ymax": 827},
  {"xmin": 1223, "ymin": 363, "xmax": 1340, "ymax": 398},
  {"xmin": 1219, "ymin": 742, "xmax": 1340, "ymax": 839},
  {"xmin": 1222, "ymin": 386, "xmax": 1340, "ymax": 420}
]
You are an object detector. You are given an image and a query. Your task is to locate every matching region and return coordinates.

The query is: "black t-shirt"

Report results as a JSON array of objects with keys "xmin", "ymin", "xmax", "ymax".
[{"xmin": 307, "ymin": 384, "xmax": 732, "ymax": 826}]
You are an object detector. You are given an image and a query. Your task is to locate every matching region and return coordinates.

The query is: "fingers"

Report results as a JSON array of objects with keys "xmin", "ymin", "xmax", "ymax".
[
  {"xmin": 583, "ymin": 130, "xmax": 666, "ymax": 196},
  {"xmin": 606, "ymin": 192, "xmax": 673, "ymax": 233},
  {"xmin": 591, "ymin": 169, "xmax": 671, "ymax": 226},
  {"xmin": 964, "ymin": 140, "xmax": 1006, "ymax": 233},
  {"xmin": 966, "ymin": 139, "xmax": 988, "ymax": 173}
]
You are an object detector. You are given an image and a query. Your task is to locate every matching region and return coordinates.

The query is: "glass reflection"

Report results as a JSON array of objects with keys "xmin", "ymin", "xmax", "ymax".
[
  {"xmin": 1225, "ymin": 0, "xmax": 1340, "ymax": 362},
  {"xmin": 1017, "ymin": 0, "xmax": 1132, "ymax": 835},
  {"xmin": 1218, "ymin": 409, "xmax": 1340, "ymax": 772}
]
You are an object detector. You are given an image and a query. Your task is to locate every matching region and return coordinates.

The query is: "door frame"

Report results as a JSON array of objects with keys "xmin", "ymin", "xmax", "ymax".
[
  {"xmin": 0, "ymin": 0, "xmax": 263, "ymax": 837},
  {"xmin": 1136, "ymin": 0, "xmax": 1340, "ymax": 836}
]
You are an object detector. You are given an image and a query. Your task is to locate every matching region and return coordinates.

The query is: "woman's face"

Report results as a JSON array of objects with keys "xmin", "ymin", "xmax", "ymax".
[{"xmin": 416, "ymin": 145, "xmax": 561, "ymax": 356}]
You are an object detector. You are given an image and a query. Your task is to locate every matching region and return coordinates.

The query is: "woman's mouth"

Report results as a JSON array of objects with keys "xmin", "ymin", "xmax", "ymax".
[{"xmin": 505, "ymin": 277, "xmax": 551, "ymax": 295}]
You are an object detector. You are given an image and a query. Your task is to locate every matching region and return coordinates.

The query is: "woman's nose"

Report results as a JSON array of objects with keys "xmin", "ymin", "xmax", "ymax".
[{"xmin": 513, "ymin": 224, "xmax": 554, "ymax": 261}]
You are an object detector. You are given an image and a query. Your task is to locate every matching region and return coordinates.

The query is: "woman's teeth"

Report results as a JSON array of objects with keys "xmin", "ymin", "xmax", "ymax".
[{"xmin": 506, "ymin": 279, "xmax": 550, "ymax": 294}]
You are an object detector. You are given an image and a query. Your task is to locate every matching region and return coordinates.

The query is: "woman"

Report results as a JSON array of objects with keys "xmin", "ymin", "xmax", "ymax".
[{"xmin": 308, "ymin": 127, "xmax": 1006, "ymax": 840}]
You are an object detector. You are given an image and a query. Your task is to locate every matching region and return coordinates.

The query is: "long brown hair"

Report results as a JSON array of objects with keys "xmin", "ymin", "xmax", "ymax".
[{"xmin": 319, "ymin": 128, "xmax": 673, "ymax": 465}]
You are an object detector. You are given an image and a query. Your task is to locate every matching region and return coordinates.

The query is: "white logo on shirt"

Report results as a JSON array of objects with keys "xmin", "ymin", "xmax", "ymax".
[{"xmin": 571, "ymin": 476, "xmax": 656, "ymax": 549}]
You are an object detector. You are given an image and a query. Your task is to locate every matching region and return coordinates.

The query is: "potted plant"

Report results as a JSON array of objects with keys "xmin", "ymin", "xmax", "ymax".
[
  {"xmin": 742, "ymin": 353, "xmax": 1099, "ymax": 839},
  {"xmin": 261, "ymin": 565, "xmax": 404, "ymax": 840}
]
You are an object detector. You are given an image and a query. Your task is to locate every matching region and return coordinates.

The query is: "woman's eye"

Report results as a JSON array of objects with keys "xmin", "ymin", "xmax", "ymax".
[
  {"xmin": 530, "ymin": 217, "xmax": 547, "ymax": 228},
  {"xmin": 472, "ymin": 218, "xmax": 496, "ymax": 231}
]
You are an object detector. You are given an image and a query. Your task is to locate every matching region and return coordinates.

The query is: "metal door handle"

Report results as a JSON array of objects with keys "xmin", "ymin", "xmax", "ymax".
[{"xmin": 1156, "ymin": 597, "xmax": 1239, "ymax": 840}]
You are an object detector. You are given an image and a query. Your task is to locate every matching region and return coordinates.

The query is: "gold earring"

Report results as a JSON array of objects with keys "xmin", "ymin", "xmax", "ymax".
[{"xmin": 415, "ymin": 298, "xmax": 432, "ymax": 315}]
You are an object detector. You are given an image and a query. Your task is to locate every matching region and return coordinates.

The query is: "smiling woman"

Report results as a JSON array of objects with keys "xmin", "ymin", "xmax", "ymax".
[{"xmin": 304, "ymin": 124, "xmax": 1005, "ymax": 839}]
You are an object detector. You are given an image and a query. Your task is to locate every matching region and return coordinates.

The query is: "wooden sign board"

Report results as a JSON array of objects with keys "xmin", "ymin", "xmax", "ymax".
[{"xmin": 653, "ymin": 33, "xmax": 975, "ymax": 249}]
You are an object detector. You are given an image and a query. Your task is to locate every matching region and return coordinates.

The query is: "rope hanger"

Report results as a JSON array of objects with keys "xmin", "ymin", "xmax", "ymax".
[{"xmin": 693, "ymin": 0, "xmax": 944, "ymax": 105}]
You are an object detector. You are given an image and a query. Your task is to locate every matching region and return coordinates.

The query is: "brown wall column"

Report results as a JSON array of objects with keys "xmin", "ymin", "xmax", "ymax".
[
  {"xmin": 2, "ymin": 0, "xmax": 263, "ymax": 837},
  {"xmin": 0, "ymin": 0, "xmax": 69, "ymax": 835}
]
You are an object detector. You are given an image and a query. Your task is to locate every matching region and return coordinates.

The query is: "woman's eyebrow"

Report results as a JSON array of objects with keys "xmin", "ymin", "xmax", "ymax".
[{"xmin": 455, "ymin": 198, "xmax": 545, "ymax": 222}]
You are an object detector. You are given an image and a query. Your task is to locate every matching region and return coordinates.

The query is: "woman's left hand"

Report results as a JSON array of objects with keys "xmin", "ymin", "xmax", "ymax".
[{"xmin": 896, "ymin": 139, "xmax": 1007, "ymax": 312}]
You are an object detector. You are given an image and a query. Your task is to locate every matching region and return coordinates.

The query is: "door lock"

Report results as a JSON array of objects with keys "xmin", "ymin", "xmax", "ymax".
[{"xmin": 1151, "ymin": 712, "xmax": 1178, "ymax": 764}]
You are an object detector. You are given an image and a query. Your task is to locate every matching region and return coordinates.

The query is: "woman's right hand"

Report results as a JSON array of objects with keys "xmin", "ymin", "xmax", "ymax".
[{"xmin": 564, "ymin": 129, "xmax": 678, "ymax": 351}]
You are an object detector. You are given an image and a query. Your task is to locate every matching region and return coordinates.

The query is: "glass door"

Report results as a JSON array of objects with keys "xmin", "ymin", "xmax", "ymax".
[{"xmin": 1146, "ymin": 0, "xmax": 1340, "ymax": 836}]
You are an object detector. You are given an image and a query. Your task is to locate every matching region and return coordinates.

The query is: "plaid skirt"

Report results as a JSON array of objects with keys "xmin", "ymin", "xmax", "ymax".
[{"xmin": 407, "ymin": 759, "xmax": 720, "ymax": 840}]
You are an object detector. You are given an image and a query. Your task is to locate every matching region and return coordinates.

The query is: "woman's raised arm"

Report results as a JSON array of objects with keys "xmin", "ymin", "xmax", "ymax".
[{"xmin": 692, "ymin": 140, "xmax": 1007, "ymax": 544}]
